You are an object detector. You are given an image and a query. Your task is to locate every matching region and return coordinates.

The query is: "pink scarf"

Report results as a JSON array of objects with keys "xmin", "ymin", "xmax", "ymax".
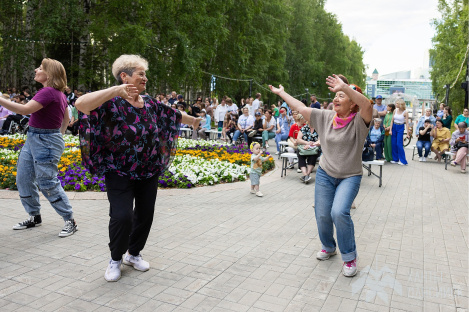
[{"xmin": 332, "ymin": 112, "xmax": 357, "ymax": 129}]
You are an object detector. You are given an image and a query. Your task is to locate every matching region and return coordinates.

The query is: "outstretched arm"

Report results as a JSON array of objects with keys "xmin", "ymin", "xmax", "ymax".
[
  {"xmin": 325, "ymin": 75, "xmax": 372, "ymax": 124},
  {"xmin": 75, "ymin": 84, "xmax": 139, "ymax": 115},
  {"xmin": 269, "ymin": 85, "xmax": 311, "ymax": 121}
]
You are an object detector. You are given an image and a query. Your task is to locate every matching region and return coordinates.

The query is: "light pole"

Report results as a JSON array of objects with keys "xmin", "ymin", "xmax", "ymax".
[
  {"xmin": 444, "ymin": 84, "xmax": 450, "ymax": 107},
  {"xmin": 305, "ymin": 88, "xmax": 309, "ymax": 103}
]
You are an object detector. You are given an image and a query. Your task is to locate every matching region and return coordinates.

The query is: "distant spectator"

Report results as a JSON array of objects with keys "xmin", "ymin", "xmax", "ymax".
[
  {"xmin": 436, "ymin": 103, "xmax": 445, "ymax": 119},
  {"xmin": 224, "ymin": 112, "xmax": 238, "ymax": 143},
  {"xmin": 193, "ymin": 109, "xmax": 211, "ymax": 140},
  {"xmin": 416, "ymin": 119, "xmax": 433, "ymax": 162},
  {"xmin": 261, "ymin": 110, "xmax": 276, "ymax": 150},
  {"xmin": 251, "ymin": 93, "xmax": 261, "ymax": 117},
  {"xmin": 275, "ymin": 107, "xmax": 292, "ymax": 155},
  {"xmin": 454, "ymin": 108, "xmax": 469, "ymax": 131},
  {"xmin": 248, "ymin": 111, "xmax": 264, "ymax": 138},
  {"xmin": 450, "ymin": 122, "xmax": 469, "ymax": 173},
  {"xmin": 366, "ymin": 118, "xmax": 385, "ymax": 160},
  {"xmin": 390, "ymin": 99, "xmax": 409, "ymax": 165},
  {"xmin": 322, "ymin": 101, "xmax": 328, "ymax": 109},
  {"xmin": 310, "ymin": 94, "xmax": 321, "ymax": 109},
  {"xmin": 176, "ymin": 94, "xmax": 187, "ymax": 110},
  {"xmin": 296, "ymin": 122, "xmax": 320, "ymax": 183},
  {"xmin": 232, "ymin": 107, "xmax": 254, "ymax": 145},
  {"xmin": 214, "ymin": 99, "xmax": 228, "ymax": 138},
  {"xmin": 22, "ymin": 87, "xmax": 33, "ymax": 101},
  {"xmin": 225, "ymin": 97, "xmax": 238, "ymax": 114},
  {"xmin": 383, "ymin": 104, "xmax": 395, "ymax": 162},
  {"xmin": 285, "ymin": 112, "xmax": 306, "ymax": 169},
  {"xmin": 189, "ymin": 97, "xmax": 201, "ymax": 117},
  {"xmin": 168, "ymin": 91, "xmax": 177, "ymax": 105},
  {"xmin": 431, "ymin": 119, "xmax": 451, "ymax": 162},
  {"xmin": 373, "ymin": 95, "xmax": 386, "ymax": 123},
  {"xmin": 415, "ymin": 107, "xmax": 436, "ymax": 137},
  {"xmin": 204, "ymin": 98, "xmax": 214, "ymax": 121},
  {"xmin": 441, "ymin": 106, "xmax": 452, "ymax": 129},
  {"xmin": 64, "ymin": 86, "xmax": 76, "ymax": 105}
]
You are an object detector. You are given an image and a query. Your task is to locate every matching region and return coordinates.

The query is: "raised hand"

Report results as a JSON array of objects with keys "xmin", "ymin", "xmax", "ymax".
[
  {"xmin": 325, "ymin": 74, "xmax": 347, "ymax": 93},
  {"xmin": 118, "ymin": 84, "xmax": 139, "ymax": 100},
  {"xmin": 269, "ymin": 84, "xmax": 284, "ymax": 95}
]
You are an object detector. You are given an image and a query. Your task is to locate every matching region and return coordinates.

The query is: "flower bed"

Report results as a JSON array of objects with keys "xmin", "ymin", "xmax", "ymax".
[{"xmin": 0, "ymin": 136, "xmax": 274, "ymax": 191}]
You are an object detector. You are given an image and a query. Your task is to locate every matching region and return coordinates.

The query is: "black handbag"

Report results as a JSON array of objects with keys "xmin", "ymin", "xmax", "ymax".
[
  {"xmin": 455, "ymin": 141, "xmax": 469, "ymax": 150},
  {"xmin": 362, "ymin": 146, "xmax": 374, "ymax": 161}
]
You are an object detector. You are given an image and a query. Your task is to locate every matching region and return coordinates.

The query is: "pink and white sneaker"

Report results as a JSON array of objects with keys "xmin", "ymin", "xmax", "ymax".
[
  {"xmin": 343, "ymin": 258, "xmax": 358, "ymax": 277},
  {"xmin": 316, "ymin": 249, "xmax": 337, "ymax": 260}
]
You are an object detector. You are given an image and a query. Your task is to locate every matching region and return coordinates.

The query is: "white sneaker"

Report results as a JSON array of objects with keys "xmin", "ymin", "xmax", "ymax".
[
  {"xmin": 250, "ymin": 189, "xmax": 256, "ymax": 194},
  {"xmin": 275, "ymin": 151, "xmax": 279, "ymax": 155},
  {"xmin": 265, "ymin": 143, "xmax": 269, "ymax": 148},
  {"xmin": 123, "ymin": 252, "xmax": 150, "ymax": 271},
  {"xmin": 256, "ymin": 191, "xmax": 263, "ymax": 197},
  {"xmin": 390, "ymin": 161, "xmax": 398, "ymax": 164},
  {"xmin": 418, "ymin": 157, "xmax": 423, "ymax": 162},
  {"xmin": 397, "ymin": 161, "xmax": 407, "ymax": 166},
  {"xmin": 422, "ymin": 157, "xmax": 427, "ymax": 162},
  {"xmin": 297, "ymin": 169, "xmax": 302, "ymax": 173},
  {"xmin": 104, "ymin": 259, "xmax": 122, "ymax": 282},
  {"xmin": 343, "ymin": 258, "xmax": 358, "ymax": 277},
  {"xmin": 316, "ymin": 249, "xmax": 337, "ymax": 260}
]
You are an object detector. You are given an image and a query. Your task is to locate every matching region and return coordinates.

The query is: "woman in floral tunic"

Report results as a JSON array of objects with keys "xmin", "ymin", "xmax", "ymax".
[{"xmin": 75, "ymin": 54, "xmax": 199, "ymax": 282}]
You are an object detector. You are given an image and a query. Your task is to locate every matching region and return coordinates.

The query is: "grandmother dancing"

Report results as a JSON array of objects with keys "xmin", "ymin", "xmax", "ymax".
[
  {"xmin": 75, "ymin": 54, "xmax": 199, "ymax": 282},
  {"xmin": 270, "ymin": 75, "xmax": 372, "ymax": 277}
]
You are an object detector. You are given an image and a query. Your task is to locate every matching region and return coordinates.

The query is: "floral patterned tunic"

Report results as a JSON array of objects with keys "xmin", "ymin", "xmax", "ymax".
[{"xmin": 79, "ymin": 95, "xmax": 181, "ymax": 180}]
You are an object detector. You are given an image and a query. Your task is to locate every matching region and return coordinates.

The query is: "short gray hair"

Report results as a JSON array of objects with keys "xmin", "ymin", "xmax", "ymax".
[
  {"xmin": 374, "ymin": 118, "xmax": 382, "ymax": 124},
  {"xmin": 112, "ymin": 54, "xmax": 149, "ymax": 84}
]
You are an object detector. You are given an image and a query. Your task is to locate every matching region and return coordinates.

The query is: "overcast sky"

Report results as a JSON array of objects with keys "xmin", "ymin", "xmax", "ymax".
[{"xmin": 324, "ymin": 0, "xmax": 440, "ymax": 77}]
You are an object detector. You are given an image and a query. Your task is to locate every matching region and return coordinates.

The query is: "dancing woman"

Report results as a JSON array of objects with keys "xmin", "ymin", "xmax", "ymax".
[
  {"xmin": 0, "ymin": 58, "xmax": 77, "ymax": 237},
  {"xmin": 269, "ymin": 75, "xmax": 372, "ymax": 277},
  {"xmin": 75, "ymin": 54, "xmax": 199, "ymax": 282}
]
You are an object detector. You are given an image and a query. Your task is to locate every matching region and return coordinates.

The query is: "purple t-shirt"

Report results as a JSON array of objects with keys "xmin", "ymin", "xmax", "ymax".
[{"xmin": 29, "ymin": 87, "xmax": 67, "ymax": 129}]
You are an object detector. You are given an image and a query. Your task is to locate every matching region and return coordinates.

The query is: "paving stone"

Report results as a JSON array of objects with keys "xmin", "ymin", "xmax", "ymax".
[{"xmin": 0, "ymin": 148, "xmax": 466, "ymax": 311}]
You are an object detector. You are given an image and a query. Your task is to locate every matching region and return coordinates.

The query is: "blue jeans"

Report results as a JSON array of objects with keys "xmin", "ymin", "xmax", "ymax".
[
  {"xmin": 314, "ymin": 166, "xmax": 361, "ymax": 261},
  {"xmin": 232, "ymin": 130, "xmax": 248, "ymax": 143},
  {"xmin": 16, "ymin": 127, "xmax": 73, "ymax": 220},
  {"xmin": 391, "ymin": 123, "xmax": 407, "ymax": 164},
  {"xmin": 416, "ymin": 140, "xmax": 431, "ymax": 157},
  {"xmin": 262, "ymin": 130, "xmax": 275, "ymax": 147},
  {"xmin": 275, "ymin": 132, "xmax": 289, "ymax": 152}
]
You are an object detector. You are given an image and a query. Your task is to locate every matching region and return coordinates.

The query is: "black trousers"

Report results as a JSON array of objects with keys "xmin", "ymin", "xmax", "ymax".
[
  {"xmin": 2, "ymin": 114, "xmax": 23, "ymax": 131},
  {"xmin": 105, "ymin": 172, "xmax": 158, "ymax": 261}
]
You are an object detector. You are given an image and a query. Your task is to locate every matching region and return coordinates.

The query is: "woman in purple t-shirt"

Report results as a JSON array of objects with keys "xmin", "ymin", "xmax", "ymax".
[{"xmin": 0, "ymin": 58, "xmax": 77, "ymax": 237}]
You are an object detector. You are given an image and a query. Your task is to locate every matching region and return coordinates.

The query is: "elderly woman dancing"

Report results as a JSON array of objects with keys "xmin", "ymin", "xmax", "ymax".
[
  {"xmin": 75, "ymin": 54, "xmax": 199, "ymax": 282},
  {"xmin": 270, "ymin": 75, "xmax": 372, "ymax": 277}
]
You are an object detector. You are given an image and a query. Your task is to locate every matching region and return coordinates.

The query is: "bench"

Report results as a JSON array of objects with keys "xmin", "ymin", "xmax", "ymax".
[
  {"xmin": 279, "ymin": 152, "xmax": 298, "ymax": 177},
  {"xmin": 411, "ymin": 144, "xmax": 433, "ymax": 160},
  {"xmin": 208, "ymin": 129, "xmax": 222, "ymax": 140},
  {"xmin": 362, "ymin": 160, "xmax": 385, "ymax": 187},
  {"xmin": 444, "ymin": 151, "xmax": 469, "ymax": 170},
  {"xmin": 278, "ymin": 141, "xmax": 289, "ymax": 158},
  {"xmin": 179, "ymin": 128, "xmax": 192, "ymax": 138}
]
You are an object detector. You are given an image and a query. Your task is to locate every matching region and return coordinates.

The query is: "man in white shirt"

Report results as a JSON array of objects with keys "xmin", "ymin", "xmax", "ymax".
[{"xmin": 251, "ymin": 93, "xmax": 261, "ymax": 117}]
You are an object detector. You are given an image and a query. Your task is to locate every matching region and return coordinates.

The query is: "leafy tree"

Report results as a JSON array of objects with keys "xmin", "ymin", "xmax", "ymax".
[{"xmin": 430, "ymin": 0, "xmax": 468, "ymax": 115}]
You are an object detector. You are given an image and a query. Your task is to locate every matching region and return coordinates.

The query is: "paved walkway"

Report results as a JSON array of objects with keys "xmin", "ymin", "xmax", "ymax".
[{"xmin": 0, "ymin": 147, "xmax": 467, "ymax": 312}]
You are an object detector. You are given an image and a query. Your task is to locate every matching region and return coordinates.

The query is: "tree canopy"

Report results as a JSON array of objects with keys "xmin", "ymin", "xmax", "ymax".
[
  {"xmin": 430, "ymin": 0, "xmax": 469, "ymax": 114},
  {"xmin": 0, "ymin": 0, "xmax": 366, "ymax": 104}
]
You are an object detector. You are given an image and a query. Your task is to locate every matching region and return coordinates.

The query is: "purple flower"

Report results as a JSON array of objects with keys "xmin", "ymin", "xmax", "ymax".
[{"xmin": 75, "ymin": 184, "xmax": 81, "ymax": 190}]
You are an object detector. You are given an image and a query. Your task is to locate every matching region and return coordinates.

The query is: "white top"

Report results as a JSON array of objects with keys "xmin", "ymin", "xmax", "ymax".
[
  {"xmin": 214, "ymin": 105, "xmax": 228, "ymax": 123},
  {"xmin": 394, "ymin": 110, "xmax": 406, "ymax": 124},
  {"xmin": 226, "ymin": 104, "xmax": 238, "ymax": 114},
  {"xmin": 238, "ymin": 114, "xmax": 254, "ymax": 130},
  {"xmin": 263, "ymin": 117, "xmax": 276, "ymax": 132},
  {"xmin": 251, "ymin": 99, "xmax": 260, "ymax": 117}
]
